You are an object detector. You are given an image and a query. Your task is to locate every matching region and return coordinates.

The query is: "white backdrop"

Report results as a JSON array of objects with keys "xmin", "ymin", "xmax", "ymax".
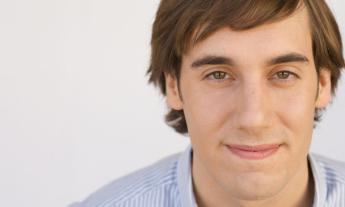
[{"xmin": 0, "ymin": 1, "xmax": 344, "ymax": 207}]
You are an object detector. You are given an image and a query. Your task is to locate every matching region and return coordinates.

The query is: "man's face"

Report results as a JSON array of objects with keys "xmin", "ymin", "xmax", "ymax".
[{"xmin": 166, "ymin": 8, "xmax": 331, "ymax": 201}]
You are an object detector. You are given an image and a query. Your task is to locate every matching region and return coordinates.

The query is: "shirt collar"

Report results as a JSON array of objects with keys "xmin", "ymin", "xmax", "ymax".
[
  {"xmin": 308, "ymin": 154, "xmax": 327, "ymax": 207},
  {"xmin": 177, "ymin": 145, "xmax": 325, "ymax": 207},
  {"xmin": 177, "ymin": 145, "xmax": 197, "ymax": 207}
]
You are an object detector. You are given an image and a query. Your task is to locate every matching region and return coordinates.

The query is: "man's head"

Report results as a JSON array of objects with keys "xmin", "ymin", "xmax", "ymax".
[
  {"xmin": 147, "ymin": 0, "xmax": 344, "ymax": 204},
  {"xmin": 148, "ymin": 0, "xmax": 344, "ymax": 134}
]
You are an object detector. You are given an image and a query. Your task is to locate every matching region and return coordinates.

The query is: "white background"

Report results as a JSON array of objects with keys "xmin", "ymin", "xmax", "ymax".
[{"xmin": 0, "ymin": 1, "xmax": 344, "ymax": 207}]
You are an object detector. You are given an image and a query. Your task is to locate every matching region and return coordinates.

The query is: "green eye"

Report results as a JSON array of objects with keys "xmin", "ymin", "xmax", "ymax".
[
  {"xmin": 211, "ymin": 71, "xmax": 227, "ymax": 79},
  {"xmin": 276, "ymin": 71, "xmax": 292, "ymax": 79}
]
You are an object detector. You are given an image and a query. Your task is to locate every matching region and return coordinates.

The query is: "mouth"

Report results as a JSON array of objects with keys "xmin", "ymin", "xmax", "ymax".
[{"xmin": 226, "ymin": 144, "xmax": 281, "ymax": 160}]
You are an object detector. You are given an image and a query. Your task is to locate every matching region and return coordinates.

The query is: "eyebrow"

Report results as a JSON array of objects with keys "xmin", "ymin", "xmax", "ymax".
[
  {"xmin": 190, "ymin": 53, "xmax": 309, "ymax": 69},
  {"xmin": 191, "ymin": 56, "xmax": 235, "ymax": 68},
  {"xmin": 267, "ymin": 53, "xmax": 309, "ymax": 65}
]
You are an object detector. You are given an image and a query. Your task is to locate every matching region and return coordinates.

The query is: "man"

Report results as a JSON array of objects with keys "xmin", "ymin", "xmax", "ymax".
[{"xmin": 73, "ymin": 0, "xmax": 345, "ymax": 206}]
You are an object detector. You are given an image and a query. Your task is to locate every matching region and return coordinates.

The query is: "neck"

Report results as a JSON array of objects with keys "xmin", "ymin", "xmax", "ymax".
[{"xmin": 192, "ymin": 157, "xmax": 314, "ymax": 207}]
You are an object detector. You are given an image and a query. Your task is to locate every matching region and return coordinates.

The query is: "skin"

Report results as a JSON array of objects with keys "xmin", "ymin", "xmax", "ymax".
[{"xmin": 165, "ymin": 7, "xmax": 332, "ymax": 207}]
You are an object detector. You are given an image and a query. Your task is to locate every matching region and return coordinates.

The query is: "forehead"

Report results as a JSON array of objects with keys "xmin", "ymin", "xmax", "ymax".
[{"xmin": 184, "ymin": 7, "xmax": 312, "ymax": 62}]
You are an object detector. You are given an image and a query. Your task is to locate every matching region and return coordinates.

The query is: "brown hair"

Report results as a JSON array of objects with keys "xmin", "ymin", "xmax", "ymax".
[{"xmin": 147, "ymin": 0, "xmax": 345, "ymax": 134}]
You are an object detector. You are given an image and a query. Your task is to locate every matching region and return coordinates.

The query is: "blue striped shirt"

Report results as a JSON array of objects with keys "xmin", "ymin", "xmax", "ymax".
[{"xmin": 71, "ymin": 146, "xmax": 345, "ymax": 207}]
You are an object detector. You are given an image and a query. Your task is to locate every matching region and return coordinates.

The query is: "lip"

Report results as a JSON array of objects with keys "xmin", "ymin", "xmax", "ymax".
[{"xmin": 226, "ymin": 144, "xmax": 281, "ymax": 160}]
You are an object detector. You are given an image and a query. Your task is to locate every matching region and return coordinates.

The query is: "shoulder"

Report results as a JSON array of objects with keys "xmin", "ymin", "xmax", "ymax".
[{"xmin": 73, "ymin": 153, "xmax": 182, "ymax": 207}]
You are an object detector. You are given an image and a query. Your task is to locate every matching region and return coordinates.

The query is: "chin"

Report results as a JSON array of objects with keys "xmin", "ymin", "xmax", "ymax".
[{"xmin": 227, "ymin": 171, "xmax": 288, "ymax": 201}]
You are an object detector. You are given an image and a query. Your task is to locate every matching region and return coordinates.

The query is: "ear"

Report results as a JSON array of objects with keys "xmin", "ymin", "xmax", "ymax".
[
  {"xmin": 165, "ymin": 73, "xmax": 183, "ymax": 110},
  {"xmin": 315, "ymin": 69, "xmax": 332, "ymax": 108}
]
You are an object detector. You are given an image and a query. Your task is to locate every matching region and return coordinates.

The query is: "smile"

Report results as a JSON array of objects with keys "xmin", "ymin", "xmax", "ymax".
[{"xmin": 226, "ymin": 144, "xmax": 281, "ymax": 160}]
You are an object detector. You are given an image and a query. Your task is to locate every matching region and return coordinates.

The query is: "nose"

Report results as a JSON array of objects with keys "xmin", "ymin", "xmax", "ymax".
[{"xmin": 235, "ymin": 80, "xmax": 272, "ymax": 135}]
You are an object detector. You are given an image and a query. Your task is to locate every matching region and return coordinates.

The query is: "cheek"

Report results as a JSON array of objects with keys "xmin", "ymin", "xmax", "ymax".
[
  {"xmin": 182, "ymin": 87, "xmax": 235, "ymax": 138},
  {"xmin": 272, "ymin": 85, "xmax": 316, "ymax": 152},
  {"xmin": 275, "ymin": 83, "xmax": 316, "ymax": 125},
  {"xmin": 277, "ymin": 93, "xmax": 315, "ymax": 120}
]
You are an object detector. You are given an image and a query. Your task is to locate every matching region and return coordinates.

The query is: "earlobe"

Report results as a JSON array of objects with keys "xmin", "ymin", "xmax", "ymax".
[
  {"xmin": 165, "ymin": 73, "xmax": 183, "ymax": 110},
  {"xmin": 316, "ymin": 69, "xmax": 332, "ymax": 108}
]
